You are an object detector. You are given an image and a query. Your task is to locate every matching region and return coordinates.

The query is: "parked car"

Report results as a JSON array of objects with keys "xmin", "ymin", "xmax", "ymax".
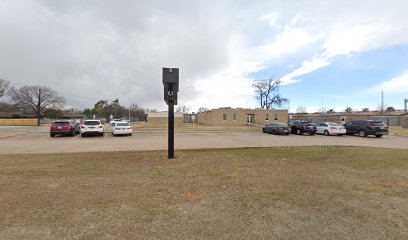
[
  {"xmin": 262, "ymin": 122, "xmax": 291, "ymax": 135},
  {"xmin": 110, "ymin": 119, "xmax": 125, "ymax": 125},
  {"xmin": 290, "ymin": 121, "xmax": 317, "ymax": 135},
  {"xmin": 50, "ymin": 120, "xmax": 80, "ymax": 137},
  {"xmin": 80, "ymin": 120, "xmax": 104, "ymax": 137},
  {"xmin": 111, "ymin": 121, "xmax": 133, "ymax": 136},
  {"xmin": 344, "ymin": 120, "xmax": 388, "ymax": 138},
  {"xmin": 316, "ymin": 122, "xmax": 346, "ymax": 136}
]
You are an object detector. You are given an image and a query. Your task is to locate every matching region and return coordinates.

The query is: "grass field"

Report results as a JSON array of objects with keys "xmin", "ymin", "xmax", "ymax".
[{"xmin": 1, "ymin": 147, "xmax": 407, "ymax": 239}]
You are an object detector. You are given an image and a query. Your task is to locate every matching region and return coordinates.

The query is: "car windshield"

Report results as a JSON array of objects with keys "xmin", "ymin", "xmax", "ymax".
[
  {"xmin": 117, "ymin": 123, "xmax": 129, "ymax": 127},
  {"xmin": 84, "ymin": 121, "xmax": 100, "ymax": 125}
]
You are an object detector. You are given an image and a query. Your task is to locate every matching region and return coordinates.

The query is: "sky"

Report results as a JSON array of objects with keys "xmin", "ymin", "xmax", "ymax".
[{"xmin": 0, "ymin": 0, "xmax": 407, "ymax": 113}]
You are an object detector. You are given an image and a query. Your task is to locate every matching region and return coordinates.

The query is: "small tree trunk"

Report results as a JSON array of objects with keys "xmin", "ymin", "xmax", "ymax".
[{"xmin": 37, "ymin": 88, "xmax": 41, "ymax": 126}]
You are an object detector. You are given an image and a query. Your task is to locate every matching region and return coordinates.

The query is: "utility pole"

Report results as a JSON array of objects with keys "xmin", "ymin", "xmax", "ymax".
[
  {"xmin": 321, "ymin": 97, "xmax": 324, "ymax": 122},
  {"xmin": 381, "ymin": 90, "xmax": 384, "ymax": 115},
  {"xmin": 128, "ymin": 87, "xmax": 131, "ymax": 122}
]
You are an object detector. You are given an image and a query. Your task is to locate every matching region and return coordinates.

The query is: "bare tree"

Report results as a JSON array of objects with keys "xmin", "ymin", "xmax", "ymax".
[
  {"xmin": 345, "ymin": 107, "xmax": 353, "ymax": 113},
  {"xmin": 252, "ymin": 78, "xmax": 288, "ymax": 109},
  {"xmin": 176, "ymin": 105, "xmax": 190, "ymax": 113},
  {"xmin": 296, "ymin": 106, "xmax": 307, "ymax": 114},
  {"xmin": 198, "ymin": 107, "xmax": 209, "ymax": 112},
  {"xmin": 129, "ymin": 104, "xmax": 147, "ymax": 121},
  {"xmin": 0, "ymin": 79, "xmax": 10, "ymax": 98},
  {"xmin": 9, "ymin": 85, "xmax": 65, "ymax": 126}
]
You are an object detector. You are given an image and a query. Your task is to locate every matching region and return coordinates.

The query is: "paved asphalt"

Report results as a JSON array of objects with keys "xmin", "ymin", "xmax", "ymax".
[{"xmin": 0, "ymin": 126, "xmax": 407, "ymax": 154}]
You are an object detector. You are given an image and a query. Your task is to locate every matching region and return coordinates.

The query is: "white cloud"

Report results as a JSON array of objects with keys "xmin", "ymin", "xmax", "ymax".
[
  {"xmin": 366, "ymin": 71, "xmax": 408, "ymax": 94},
  {"xmin": 280, "ymin": 59, "xmax": 331, "ymax": 84}
]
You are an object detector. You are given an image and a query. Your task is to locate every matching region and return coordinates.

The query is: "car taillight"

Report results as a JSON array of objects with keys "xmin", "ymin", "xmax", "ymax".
[
  {"xmin": 81, "ymin": 125, "xmax": 85, "ymax": 128},
  {"xmin": 288, "ymin": 128, "xmax": 291, "ymax": 130},
  {"xmin": 330, "ymin": 127, "xmax": 337, "ymax": 130},
  {"xmin": 368, "ymin": 126, "xmax": 376, "ymax": 129},
  {"xmin": 303, "ymin": 124, "xmax": 307, "ymax": 129},
  {"xmin": 127, "ymin": 127, "xmax": 132, "ymax": 130},
  {"xmin": 99, "ymin": 125, "xmax": 103, "ymax": 128}
]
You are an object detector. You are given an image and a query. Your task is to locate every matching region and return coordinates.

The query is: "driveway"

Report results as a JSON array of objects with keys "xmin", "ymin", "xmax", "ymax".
[{"xmin": 0, "ymin": 126, "xmax": 407, "ymax": 154}]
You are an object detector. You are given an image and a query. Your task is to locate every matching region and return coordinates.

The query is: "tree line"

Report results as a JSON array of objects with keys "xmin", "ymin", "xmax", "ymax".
[{"xmin": 0, "ymin": 79, "xmax": 152, "ymax": 125}]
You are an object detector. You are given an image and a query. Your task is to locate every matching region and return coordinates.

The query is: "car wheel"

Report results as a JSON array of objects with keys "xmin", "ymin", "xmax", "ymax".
[
  {"xmin": 338, "ymin": 134, "xmax": 343, "ymax": 136},
  {"xmin": 129, "ymin": 133, "xmax": 132, "ymax": 136},
  {"xmin": 81, "ymin": 133, "xmax": 85, "ymax": 137},
  {"xmin": 324, "ymin": 130, "xmax": 329, "ymax": 136},
  {"xmin": 375, "ymin": 134, "xmax": 383, "ymax": 138},
  {"xmin": 358, "ymin": 130, "xmax": 367, "ymax": 137},
  {"xmin": 100, "ymin": 132, "xmax": 104, "ymax": 136},
  {"xmin": 309, "ymin": 133, "xmax": 314, "ymax": 136},
  {"xmin": 296, "ymin": 129, "xmax": 301, "ymax": 135},
  {"xmin": 50, "ymin": 133, "xmax": 55, "ymax": 138},
  {"xmin": 272, "ymin": 129, "xmax": 276, "ymax": 135},
  {"xmin": 70, "ymin": 130, "xmax": 75, "ymax": 136},
  {"xmin": 262, "ymin": 128, "xmax": 266, "ymax": 133}
]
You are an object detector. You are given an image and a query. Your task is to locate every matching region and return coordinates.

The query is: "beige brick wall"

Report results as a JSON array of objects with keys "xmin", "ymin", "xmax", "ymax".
[
  {"xmin": 147, "ymin": 117, "xmax": 184, "ymax": 125},
  {"xmin": 198, "ymin": 109, "xmax": 288, "ymax": 126},
  {"xmin": 0, "ymin": 119, "xmax": 38, "ymax": 126}
]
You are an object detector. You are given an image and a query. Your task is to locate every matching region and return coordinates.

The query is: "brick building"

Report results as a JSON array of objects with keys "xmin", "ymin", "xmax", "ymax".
[{"xmin": 197, "ymin": 108, "xmax": 288, "ymax": 126}]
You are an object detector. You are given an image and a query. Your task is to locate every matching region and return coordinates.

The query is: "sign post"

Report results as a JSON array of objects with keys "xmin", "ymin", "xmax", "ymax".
[{"xmin": 162, "ymin": 68, "xmax": 179, "ymax": 159}]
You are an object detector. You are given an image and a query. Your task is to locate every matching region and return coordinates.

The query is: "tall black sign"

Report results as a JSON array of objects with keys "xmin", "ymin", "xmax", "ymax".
[{"xmin": 162, "ymin": 68, "xmax": 179, "ymax": 159}]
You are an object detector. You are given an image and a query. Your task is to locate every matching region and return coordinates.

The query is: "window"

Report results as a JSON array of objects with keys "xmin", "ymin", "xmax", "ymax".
[
  {"xmin": 274, "ymin": 114, "xmax": 278, "ymax": 120},
  {"xmin": 233, "ymin": 114, "xmax": 237, "ymax": 121},
  {"xmin": 223, "ymin": 113, "xmax": 227, "ymax": 121},
  {"xmin": 265, "ymin": 114, "xmax": 269, "ymax": 121},
  {"xmin": 84, "ymin": 121, "xmax": 101, "ymax": 125}
]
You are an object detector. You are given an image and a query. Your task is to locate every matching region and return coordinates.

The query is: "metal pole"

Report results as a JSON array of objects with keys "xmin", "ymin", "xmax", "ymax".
[
  {"xmin": 168, "ymin": 104, "xmax": 174, "ymax": 159},
  {"xmin": 128, "ymin": 88, "xmax": 131, "ymax": 122},
  {"xmin": 381, "ymin": 90, "xmax": 384, "ymax": 115}
]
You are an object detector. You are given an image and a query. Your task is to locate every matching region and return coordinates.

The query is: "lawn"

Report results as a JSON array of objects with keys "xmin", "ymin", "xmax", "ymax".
[{"xmin": 1, "ymin": 147, "xmax": 407, "ymax": 239}]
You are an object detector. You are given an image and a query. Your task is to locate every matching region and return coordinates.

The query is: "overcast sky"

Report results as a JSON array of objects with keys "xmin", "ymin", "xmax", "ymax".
[{"xmin": 1, "ymin": 0, "xmax": 407, "ymax": 112}]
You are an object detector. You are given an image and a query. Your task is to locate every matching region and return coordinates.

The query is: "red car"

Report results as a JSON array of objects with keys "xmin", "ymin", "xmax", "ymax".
[{"xmin": 50, "ymin": 120, "xmax": 80, "ymax": 137}]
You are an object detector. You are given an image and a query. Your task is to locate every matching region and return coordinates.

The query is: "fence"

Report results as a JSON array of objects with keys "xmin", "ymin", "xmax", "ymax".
[
  {"xmin": 0, "ymin": 119, "xmax": 37, "ymax": 126},
  {"xmin": 402, "ymin": 115, "xmax": 408, "ymax": 128}
]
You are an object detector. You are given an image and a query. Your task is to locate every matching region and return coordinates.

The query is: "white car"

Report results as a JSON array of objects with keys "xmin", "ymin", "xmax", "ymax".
[
  {"xmin": 111, "ymin": 121, "xmax": 132, "ymax": 136},
  {"xmin": 80, "ymin": 120, "xmax": 104, "ymax": 137},
  {"xmin": 316, "ymin": 122, "xmax": 346, "ymax": 136}
]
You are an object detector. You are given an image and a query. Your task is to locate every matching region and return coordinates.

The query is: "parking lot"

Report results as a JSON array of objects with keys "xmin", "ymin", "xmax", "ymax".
[{"xmin": 0, "ymin": 125, "xmax": 407, "ymax": 154}]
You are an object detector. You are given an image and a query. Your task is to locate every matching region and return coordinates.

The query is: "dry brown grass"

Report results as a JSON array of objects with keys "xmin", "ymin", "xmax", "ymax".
[
  {"xmin": 389, "ymin": 126, "xmax": 408, "ymax": 137},
  {"xmin": 1, "ymin": 147, "xmax": 407, "ymax": 239}
]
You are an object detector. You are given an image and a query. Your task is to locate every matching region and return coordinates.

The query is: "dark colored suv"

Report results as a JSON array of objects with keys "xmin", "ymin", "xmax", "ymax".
[
  {"xmin": 50, "ymin": 120, "xmax": 80, "ymax": 137},
  {"xmin": 344, "ymin": 120, "xmax": 388, "ymax": 138},
  {"xmin": 290, "ymin": 121, "xmax": 317, "ymax": 135}
]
